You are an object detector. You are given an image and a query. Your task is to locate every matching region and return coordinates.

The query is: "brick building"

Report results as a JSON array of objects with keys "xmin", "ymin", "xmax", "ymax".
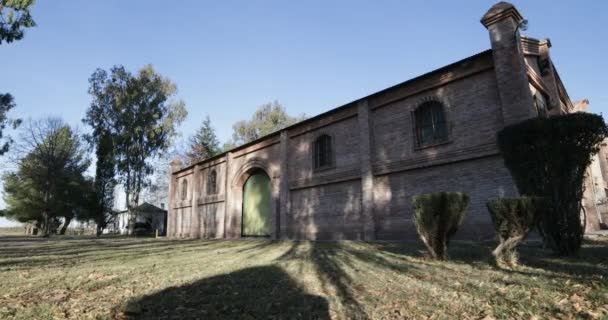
[{"xmin": 167, "ymin": 2, "xmax": 607, "ymax": 241}]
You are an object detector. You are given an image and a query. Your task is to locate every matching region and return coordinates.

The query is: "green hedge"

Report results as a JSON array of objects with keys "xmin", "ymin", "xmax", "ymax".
[
  {"xmin": 497, "ymin": 112, "xmax": 608, "ymax": 255},
  {"xmin": 412, "ymin": 192, "xmax": 469, "ymax": 260},
  {"xmin": 487, "ymin": 197, "xmax": 544, "ymax": 266}
]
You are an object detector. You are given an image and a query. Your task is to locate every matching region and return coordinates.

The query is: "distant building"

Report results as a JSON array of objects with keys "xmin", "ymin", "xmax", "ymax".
[
  {"xmin": 168, "ymin": 2, "xmax": 607, "ymax": 240},
  {"xmin": 113, "ymin": 202, "xmax": 168, "ymax": 236}
]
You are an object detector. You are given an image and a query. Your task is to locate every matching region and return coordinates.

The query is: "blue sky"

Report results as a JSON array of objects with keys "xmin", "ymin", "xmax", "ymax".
[{"xmin": 0, "ymin": 1, "xmax": 606, "ymax": 226}]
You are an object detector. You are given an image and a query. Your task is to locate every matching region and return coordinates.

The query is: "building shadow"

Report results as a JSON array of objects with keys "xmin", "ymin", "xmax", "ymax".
[{"xmin": 122, "ymin": 265, "xmax": 330, "ymax": 320}]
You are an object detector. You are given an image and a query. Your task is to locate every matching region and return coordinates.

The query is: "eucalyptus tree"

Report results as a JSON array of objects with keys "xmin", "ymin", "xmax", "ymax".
[
  {"xmin": 84, "ymin": 65, "xmax": 187, "ymax": 212},
  {"xmin": 0, "ymin": 93, "xmax": 21, "ymax": 155},
  {"xmin": 0, "ymin": 0, "xmax": 36, "ymax": 155},
  {"xmin": 225, "ymin": 100, "xmax": 305, "ymax": 149},
  {"xmin": 0, "ymin": 0, "xmax": 36, "ymax": 44}
]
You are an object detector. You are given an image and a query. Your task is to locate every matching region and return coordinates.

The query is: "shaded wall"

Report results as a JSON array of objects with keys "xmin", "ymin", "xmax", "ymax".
[
  {"xmin": 169, "ymin": 57, "xmax": 524, "ymax": 241},
  {"xmin": 374, "ymin": 156, "xmax": 517, "ymax": 240}
]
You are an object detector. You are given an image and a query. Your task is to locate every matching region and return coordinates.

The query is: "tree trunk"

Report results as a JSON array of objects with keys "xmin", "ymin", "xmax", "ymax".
[
  {"xmin": 41, "ymin": 210, "xmax": 51, "ymax": 237},
  {"xmin": 58, "ymin": 216, "xmax": 72, "ymax": 235},
  {"xmin": 96, "ymin": 225, "xmax": 104, "ymax": 236}
]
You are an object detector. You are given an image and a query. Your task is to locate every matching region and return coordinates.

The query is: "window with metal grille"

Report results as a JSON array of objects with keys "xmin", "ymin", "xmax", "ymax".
[
  {"xmin": 313, "ymin": 134, "xmax": 333, "ymax": 169},
  {"xmin": 414, "ymin": 101, "xmax": 448, "ymax": 147},
  {"xmin": 207, "ymin": 170, "xmax": 217, "ymax": 195}
]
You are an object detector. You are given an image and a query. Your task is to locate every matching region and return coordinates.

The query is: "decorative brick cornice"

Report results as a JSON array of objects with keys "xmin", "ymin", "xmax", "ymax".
[
  {"xmin": 521, "ymin": 36, "xmax": 541, "ymax": 56},
  {"xmin": 289, "ymin": 167, "xmax": 361, "ymax": 190},
  {"xmin": 196, "ymin": 157, "xmax": 226, "ymax": 171},
  {"xmin": 232, "ymin": 138, "xmax": 280, "ymax": 159},
  {"xmin": 173, "ymin": 200, "xmax": 192, "ymax": 210},
  {"xmin": 197, "ymin": 195, "xmax": 226, "ymax": 206},
  {"xmin": 481, "ymin": 2, "xmax": 524, "ymax": 27},
  {"xmin": 373, "ymin": 143, "xmax": 499, "ymax": 176},
  {"xmin": 527, "ymin": 65, "xmax": 551, "ymax": 97},
  {"xmin": 289, "ymin": 108, "xmax": 358, "ymax": 139},
  {"xmin": 369, "ymin": 55, "xmax": 493, "ymax": 111},
  {"xmin": 175, "ymin": 170, "xmax": 193, "ymax": 179}
]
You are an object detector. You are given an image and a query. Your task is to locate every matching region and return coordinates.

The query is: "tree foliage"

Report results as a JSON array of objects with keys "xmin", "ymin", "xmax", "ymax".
[
  {"xmin": 91, "ymin": 132, "xmax": 117, "ymax": 235},
  {"xmin": 186, "ymin": 115, "xmax": 220, "ymax": 165},
  {"xmin": 1, "ymin": 118, "xmax": 90, "ymax": 235},
  {"xmin": 487, "ymin": 197, "xmax": 544, "ymax": 266},
  {"xmin": 226, "ymin": 101, "xmax": 305, "ymax": 148},
  {"xmin": 0, "ymin": 0, "xmax": 34, "ymax": 154},
  {"xmin": 0, "ymin": 93, "xmax": 21, "ymax": 155},
  {"xmin": 497, "ymin": 112, "xmax": 608, "ymax": 255},
  {"xmin": 83, "ymin": 76, "xmax": 117, "ymax": 235},
  {"xmin": 0, "ymin": 0, "xmax": 36, "ymax": 45},
  {"xmin": 84, "ymin": 65, "xmax": 187, "ymax": 212},
  {"xmin": 412, "ymin": 192, "xmax": 469, "ymax": 260}
]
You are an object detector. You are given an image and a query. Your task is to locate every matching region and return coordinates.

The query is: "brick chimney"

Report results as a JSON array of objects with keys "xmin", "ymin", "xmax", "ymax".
[{"xmin": 481, "ymin": 2, "xmax": 536, "ymax": 126}]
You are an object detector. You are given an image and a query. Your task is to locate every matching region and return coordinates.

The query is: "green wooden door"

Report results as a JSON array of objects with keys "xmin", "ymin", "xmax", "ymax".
[{"xmin": 242, "ymin": 172, "xmax": 271, "ymax": 236}]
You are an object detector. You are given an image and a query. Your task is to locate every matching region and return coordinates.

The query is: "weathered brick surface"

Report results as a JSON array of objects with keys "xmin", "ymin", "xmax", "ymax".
[
  {"xmin": 196, "ymin": 202, "xmax": 224, "ymax": 238},
  {"xmin": 373, "ymin": 156, "xmax": 518, "ymax": 240},
  {"xmin": 289, "ymin": 180, "xmax": 363, "ymax": 240},
  {"xmin": 167, "ymin": 2, "xmax": 587, "ymax": 241},
  {"xmin": 288, "ymin": 114, "xmax": 361, "ymax": 183},
  {"xmin": 371, "ymin": 69, "xmax": 502, "ymax": 165}
]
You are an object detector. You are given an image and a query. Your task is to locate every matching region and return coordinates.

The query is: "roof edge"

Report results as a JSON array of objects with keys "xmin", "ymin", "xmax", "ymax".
[{"xmin": 174, "ymin": 49, "xmax": 493, "ymax": 175}]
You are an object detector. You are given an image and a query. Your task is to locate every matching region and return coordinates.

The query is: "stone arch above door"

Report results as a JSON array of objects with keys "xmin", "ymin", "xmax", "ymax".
[
  {"xmin": 231, "ymin": 158, "xmax": 273, "ymax": 188},
  {"xmin": 226, "ymin": 158, "xmax": 279, "ymax": 239}
]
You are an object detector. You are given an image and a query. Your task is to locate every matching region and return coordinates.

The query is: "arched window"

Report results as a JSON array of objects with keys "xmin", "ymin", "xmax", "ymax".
[
  {"xmin": 207, "ymin": 170, "xmax": 217, "ymax": 195},
  {"xmin": 414, "ymin": 101, "xmax": 448, "ymax": 147},
  {"xmin": 181, "ymin": 179, "xmax": 188, "ymax": 200},
  {"xmin": 313, "ymin": 134, "xmax": 333, "ymax": 169}
]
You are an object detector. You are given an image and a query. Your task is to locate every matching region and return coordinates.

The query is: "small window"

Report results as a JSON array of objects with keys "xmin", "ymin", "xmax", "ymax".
[
  {"xmin": 313, "ymin": 134, "xmax": 333, "ymax": 169},
  {"xmin": 414, "ymin": 101, "xmax": 448, "ymax": 147},
  {"xmin": 181, "ymin": 179, "xmax": 188, "ymax": 200},
  {"xmin": 207, "ymin": 170, "xmax": 217, "ymax": 195}
]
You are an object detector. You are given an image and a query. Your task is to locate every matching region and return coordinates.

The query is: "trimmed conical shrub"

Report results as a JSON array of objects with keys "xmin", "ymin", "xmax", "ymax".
[
  {"xmin": 412, "ymin": 192, "xmax": 469, "ymax": 260},
  {"xmin": 487, "ymin": 197, "xmax": 545, "ymax": 266}
]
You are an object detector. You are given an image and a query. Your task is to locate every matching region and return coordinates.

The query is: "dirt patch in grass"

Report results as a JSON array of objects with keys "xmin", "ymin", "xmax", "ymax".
[{"xmin": 0, "ymin": 235, "xmax": 606, "ymax": 319}]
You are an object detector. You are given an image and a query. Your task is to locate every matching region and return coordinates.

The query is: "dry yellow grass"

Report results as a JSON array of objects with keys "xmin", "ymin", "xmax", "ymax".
[{"xmin": 0, "ymin": 235, "xmax": 606, "ymax": 319}]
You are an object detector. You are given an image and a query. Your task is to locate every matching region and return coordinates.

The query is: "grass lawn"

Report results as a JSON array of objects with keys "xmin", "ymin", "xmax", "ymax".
[{"xmin": 0, "ymin": 234, "xmax": 606, "ymax": 320}]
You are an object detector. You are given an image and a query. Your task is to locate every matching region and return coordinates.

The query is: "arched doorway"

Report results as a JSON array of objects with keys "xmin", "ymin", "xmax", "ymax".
[{"xmin": 242, "ymin": 170, "xmax": 271, "ymax": 236}]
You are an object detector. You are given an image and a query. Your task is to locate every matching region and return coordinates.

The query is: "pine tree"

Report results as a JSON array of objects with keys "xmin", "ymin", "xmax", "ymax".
[{"xmin": 186, "ymin": 116, "xmax": 221, "ymax": 165}]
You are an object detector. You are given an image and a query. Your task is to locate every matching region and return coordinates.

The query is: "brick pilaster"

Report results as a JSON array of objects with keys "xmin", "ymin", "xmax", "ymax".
[
  {"xmin": 279, "ymin": 131, "xmax": 290, "ymax": 239},
  {"xmin": 358, "ymin": 100, "xmax": 376, "ymax": 240},
  {"xmin": 222, "ymin": 152, "xmax": 232, "ymax": 238},
  {"xmin": 168, "ymin": 158, "xmax": 182, "ymax": 238},
  {"xmin": 190, "ymin": 165, "xmax": 200, "ymax": 238}
]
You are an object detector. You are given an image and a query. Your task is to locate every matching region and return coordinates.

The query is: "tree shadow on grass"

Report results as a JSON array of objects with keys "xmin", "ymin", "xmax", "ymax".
[
  {"xmin": 121, "ymin": 265, "xmax": 330, "ymax": 320},
  {"xmin": 364, "ymin": 239, "xmax": 608, "ymax": 282},
  {"xmin": 514, "ymin": 239, "xmax": 608, "ymax": 279},
  {"xmin": 276, "ymin": 241, "xmax": 423, "ymax": 319},
  {"xmin": 0, "ymin": 238, "xmax": 264, "ymax": 270},
  {"xmin": 309, "ymin": 242, "xmax": 368, "ymax": 319}
]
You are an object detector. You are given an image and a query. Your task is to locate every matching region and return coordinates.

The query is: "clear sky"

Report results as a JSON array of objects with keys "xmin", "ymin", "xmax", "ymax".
[{"xmin": 0, "ymin": 1, "xmax": 606, "ymax": 226}]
